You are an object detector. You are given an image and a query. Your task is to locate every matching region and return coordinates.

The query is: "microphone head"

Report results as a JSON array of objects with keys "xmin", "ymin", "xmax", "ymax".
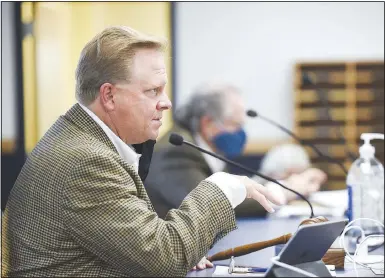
[
  {"xmin": 246, "ymin": 109, "xmax": 258, "ymax": 118},
  {"xmin": 169, "ymin": 133, "xmax": 184, "ymax": 146}
]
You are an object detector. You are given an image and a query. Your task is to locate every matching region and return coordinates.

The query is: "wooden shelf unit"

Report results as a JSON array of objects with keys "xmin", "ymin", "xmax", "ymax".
[{"xmin": 294, "ymin": 61, "xmax": 384, "ymax": 190}]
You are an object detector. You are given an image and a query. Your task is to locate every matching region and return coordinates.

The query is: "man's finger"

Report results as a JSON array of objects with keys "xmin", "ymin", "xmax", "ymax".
[
  {"xmin": 206, "ymin": 260, "xmax": 214, "ymax": 268},
  {"xmin": 254, "ymin": 183, "xmax": 284, "ymax": 206},
  {"xmin": 249, "ymin": 189, "xmax": 275, "ymax": 213},
  {"xmin": 197, "ymin": 263, "xmax": 206, "ymax": 270}
]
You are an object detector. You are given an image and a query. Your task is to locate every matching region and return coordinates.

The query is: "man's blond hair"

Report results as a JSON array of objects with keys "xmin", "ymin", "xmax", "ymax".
[{"xmin": 75, "ymin": 26, "xmax": 167, "ymax": 105}]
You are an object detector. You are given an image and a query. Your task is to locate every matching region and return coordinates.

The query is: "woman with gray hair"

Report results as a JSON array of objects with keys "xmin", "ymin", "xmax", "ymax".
[
  {"xmin": 255, "ymin": 143, "xmax": 327, "ymax": 205},
  {"xmin": 260, "ymin": 143, "xmax": 311, "ymax": 180}
]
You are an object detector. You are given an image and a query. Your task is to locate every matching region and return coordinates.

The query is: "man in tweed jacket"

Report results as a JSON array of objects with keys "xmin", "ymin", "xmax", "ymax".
[{"xmin": 2, "ymin": 26, "xmax": 280, "ymax": 277}]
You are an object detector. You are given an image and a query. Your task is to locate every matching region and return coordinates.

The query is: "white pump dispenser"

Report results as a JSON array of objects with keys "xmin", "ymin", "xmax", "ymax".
[
  {"xmin": 346, "ymin": 133, "xmax": 384, "ymax": 265},
  {"xmin": 359, "ymin": 133, "xmax": 384, "ymax": 160},
  {"xmin": 346, "ymin": 132, "xmax": 384, "ymax": 222},
  {"xmin": 358, "ymin": 133, "xmax": 384, "ymax": 175}
]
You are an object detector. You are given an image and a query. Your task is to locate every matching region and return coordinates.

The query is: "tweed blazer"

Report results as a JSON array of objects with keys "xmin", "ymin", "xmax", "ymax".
[{"xmin": 2, "ymin": 104, "xmax": 237, "ymax": 277}]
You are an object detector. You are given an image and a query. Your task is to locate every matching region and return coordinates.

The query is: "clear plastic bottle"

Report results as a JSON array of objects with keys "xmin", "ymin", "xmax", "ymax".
[{"xmin": 346, "ymin": 133, "xmax": 384, "ymax": 234}]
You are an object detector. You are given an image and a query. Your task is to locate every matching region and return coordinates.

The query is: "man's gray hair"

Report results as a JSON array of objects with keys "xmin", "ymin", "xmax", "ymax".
[
  {"xmin": 175, "ymin": 82, "xmax": 241, "ymax": 133},
  {"xmin": 75, "ymin": 26, "xmax": 167, "ymax": 106}
]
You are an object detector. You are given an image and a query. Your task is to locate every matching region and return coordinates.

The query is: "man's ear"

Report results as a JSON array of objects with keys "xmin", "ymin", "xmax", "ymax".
[
  {"xmin": 200, "ymin": 115, "xmax": 217, "ymax": 140},
  {"xmin": 99, "ymin": 83, "xmax": 115, "ymax": 111}
]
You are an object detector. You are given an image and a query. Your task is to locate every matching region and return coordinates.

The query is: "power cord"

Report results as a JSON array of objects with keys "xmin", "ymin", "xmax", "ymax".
[
  {"xmin": 353, "ymin": 234, "xmax": 384, "ymax": 277},
  {"xmin": 339, "ymin": 218, "xmax": 384, "ymax": 277},
  {"xmin": 356, "ymin": 233, "xmax": 384, "ymax": 253},
  {"xmin": 269, "ymin": 218, "xmax": 383, "ymax": 277}
]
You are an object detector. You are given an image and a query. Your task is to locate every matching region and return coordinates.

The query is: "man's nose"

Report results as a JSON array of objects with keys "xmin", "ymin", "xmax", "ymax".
[{"xmin": 156, "ymin": 93, "xmax": 172, "ymax": 111}]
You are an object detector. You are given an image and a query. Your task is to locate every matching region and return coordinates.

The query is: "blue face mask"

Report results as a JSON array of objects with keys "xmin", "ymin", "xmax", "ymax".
[{"xmin": 212, "ymin": 129, "xmax": 247, "ymax": 158}]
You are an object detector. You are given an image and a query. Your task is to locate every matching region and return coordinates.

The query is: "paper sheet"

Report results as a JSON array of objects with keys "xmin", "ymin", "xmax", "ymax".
[
  {"xmin": 212, "ymin": 265, "xmax": 337, "ymax": 277},
  {"xmin": 272, "ymin": 190, "xmax": 348, "ymax": 218},
  {"xmin": 309, "ymin": 190, "xmax": 348, "ymax": 209}
]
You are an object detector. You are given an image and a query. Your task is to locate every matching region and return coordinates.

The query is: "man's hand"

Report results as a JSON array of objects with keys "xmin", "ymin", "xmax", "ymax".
[
  {"xmin": 191, "ymin": 256, "xmax": 213, "ymax": 270},
  {"xmin": 235, "ymin": 176, "xmax": 285, "ymax": 213},
  {"xmin": 283, "ymin": 168, "xmax": 327, "ymax": 201},
  {"xmin": 300, "ymin": 168, "xmax": 327, "ymax": 187}
]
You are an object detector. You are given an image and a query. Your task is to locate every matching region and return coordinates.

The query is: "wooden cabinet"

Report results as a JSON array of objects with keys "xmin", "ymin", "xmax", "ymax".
[{"xmin": 294, "ymin": 61, "xmax": 384, "ymax": 190}]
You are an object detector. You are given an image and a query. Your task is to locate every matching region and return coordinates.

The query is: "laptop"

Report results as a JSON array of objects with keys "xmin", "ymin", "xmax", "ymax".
[{"xmin": 264, "ymin": 219, "xmax": 347, "ymax": 277}]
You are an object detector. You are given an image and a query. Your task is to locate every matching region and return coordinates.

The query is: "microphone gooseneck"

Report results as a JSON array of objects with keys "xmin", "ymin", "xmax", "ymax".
[
  {"xmin": 246, "ymin": 109, "xmax": 348, "ymax": 175},
  {"xmin": 169, "ymin": 133, "xmax": 315, "ymax": 218}
]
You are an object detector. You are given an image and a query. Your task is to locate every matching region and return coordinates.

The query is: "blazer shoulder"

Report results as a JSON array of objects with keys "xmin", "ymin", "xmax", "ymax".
[{"xmin": 28, "ymin": 115, "xmax": 122, "ymax": 176}]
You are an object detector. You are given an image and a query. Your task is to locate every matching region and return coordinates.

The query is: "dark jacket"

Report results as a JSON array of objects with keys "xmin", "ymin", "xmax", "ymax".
[{"xmin": 145, "ymin": 126, "xmax": 268, "ymax": 219}]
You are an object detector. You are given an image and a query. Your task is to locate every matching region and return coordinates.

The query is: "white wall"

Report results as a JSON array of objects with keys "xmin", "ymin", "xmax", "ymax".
[
  {"xmin": 174, "ymin": 2, "xmax": 384, "ymax": 141},
  {"xmin": 1, "ymin": 2, "xmax": 17, "ymax": 141}
]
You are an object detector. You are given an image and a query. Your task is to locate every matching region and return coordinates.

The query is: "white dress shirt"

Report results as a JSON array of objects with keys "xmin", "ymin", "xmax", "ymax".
[{"xmin": 79, "ymin": 103, "xmax": 246, "ymax": 209}]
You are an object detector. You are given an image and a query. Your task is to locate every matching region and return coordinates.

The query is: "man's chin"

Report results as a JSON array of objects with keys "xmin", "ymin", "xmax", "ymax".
[{"xmin": 149, "ymin": 130, "xmax": 160, "ymax": 141}]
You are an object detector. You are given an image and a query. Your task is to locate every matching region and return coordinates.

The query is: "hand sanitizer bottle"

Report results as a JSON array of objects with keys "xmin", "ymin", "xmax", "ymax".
[{"xmin": 346, "ymin": 133, "xmax": 384, "ymax": 231}]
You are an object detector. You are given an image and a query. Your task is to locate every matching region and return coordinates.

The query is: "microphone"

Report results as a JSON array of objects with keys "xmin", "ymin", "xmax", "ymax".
[
  {"xmin": 169, "ymin": 133, "xmax": 315, "ymax": 218},
  {"xmin": 246, "ymin": 109, "xmax": 348, "ymax": 175}
]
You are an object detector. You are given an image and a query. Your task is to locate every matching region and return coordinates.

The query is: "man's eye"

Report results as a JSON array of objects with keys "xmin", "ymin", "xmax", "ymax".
[{"xmin": 147, "ymin": 89, "xmax": 158, "ymax": 96}]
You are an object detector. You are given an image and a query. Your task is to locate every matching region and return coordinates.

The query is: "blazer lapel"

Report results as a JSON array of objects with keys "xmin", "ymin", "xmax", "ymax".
[
  {"xmin": 65, "ymin": 103, "xmax": 155, "ymax": 211},
  {"xmin": 125, "ymin": 165, "xmax": 155, "ymax": 211}
]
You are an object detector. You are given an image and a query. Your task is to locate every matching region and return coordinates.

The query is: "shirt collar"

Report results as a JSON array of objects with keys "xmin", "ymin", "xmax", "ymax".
[
  {"xmin": 194, "ymin": 134, "xmax": 226, "ymax": 173},
  {"xmin": 79, "ymin": 103, "xmax": 141, "ymax": 172}
]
